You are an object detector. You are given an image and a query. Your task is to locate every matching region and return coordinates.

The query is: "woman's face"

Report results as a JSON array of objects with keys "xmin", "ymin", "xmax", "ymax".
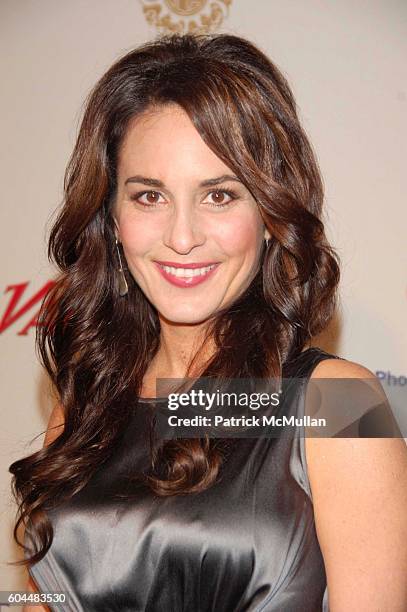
[{"xmin": 113, "ymin": 104, "xmax": 269, "ymax": 325}]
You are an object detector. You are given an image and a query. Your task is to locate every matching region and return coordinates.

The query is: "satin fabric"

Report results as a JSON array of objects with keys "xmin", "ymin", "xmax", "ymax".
[{"xmin": 28, "ymin": 348, "xmax": 339, "ymax": 611}]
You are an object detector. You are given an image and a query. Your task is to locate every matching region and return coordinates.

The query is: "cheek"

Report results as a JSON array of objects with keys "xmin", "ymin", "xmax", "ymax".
[
  {"xmin": 214, "ymin": 212, "xmax": 263, "ymax": 257},
  {"xmin": 118, "ymin": 215, "xmax": 158, "ymax": 258}
]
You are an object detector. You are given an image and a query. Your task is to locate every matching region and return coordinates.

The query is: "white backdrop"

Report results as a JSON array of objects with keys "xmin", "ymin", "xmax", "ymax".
[{"xmin": 1, "ymin": 0, "xmax": 406, "ymax": 598}]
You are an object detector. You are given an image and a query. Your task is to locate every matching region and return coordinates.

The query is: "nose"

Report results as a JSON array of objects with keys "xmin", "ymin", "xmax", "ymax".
[{"xmin": 162, "ymin": 202, "xmax": 205, "ymax": 254}]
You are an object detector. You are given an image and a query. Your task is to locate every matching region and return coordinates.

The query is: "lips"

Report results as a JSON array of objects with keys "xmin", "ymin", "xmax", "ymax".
[
  {"xmin": 154, "ymin": 261, "xmax": 219, "ymax": 269},
  {"xmin": 154, "ymin": 261, "xmax": 220, "ymax": 288}
]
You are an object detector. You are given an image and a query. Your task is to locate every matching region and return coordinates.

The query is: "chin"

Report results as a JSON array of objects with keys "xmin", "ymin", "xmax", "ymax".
[{"xmin": 158, "ymin": 305, "xmax": 218, "ymax": 326}]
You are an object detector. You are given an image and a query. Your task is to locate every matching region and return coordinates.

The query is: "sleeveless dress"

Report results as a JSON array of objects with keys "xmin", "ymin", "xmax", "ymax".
[{"xmin": 27, "ymin": 347, "xmax": 341, "ymax": 611}]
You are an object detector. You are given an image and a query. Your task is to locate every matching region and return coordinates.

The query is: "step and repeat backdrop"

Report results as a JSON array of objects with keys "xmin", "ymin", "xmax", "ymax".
[{"xmin": 1, "ymin": 0, "xmax": 406, "ymax": 597}]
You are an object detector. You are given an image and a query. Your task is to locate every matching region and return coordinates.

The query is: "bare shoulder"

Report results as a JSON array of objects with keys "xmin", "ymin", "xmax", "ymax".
[
  {"xmin": 43, "ymin": 404, "xmax": 65, "ymax": 447},
  {"xmin": 309, "ymin": 355, "xmax": 376, "ymax": 379},
  {"xmin": 305, "ymin": 356, "xmax": 407, "ymax": 608},
  {"xmin": 306, "ymin": 355, "xmax": 406, "ymax": 495}
]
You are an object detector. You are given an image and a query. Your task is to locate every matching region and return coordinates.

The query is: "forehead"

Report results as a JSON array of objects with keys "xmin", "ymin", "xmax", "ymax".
[{"xmin": 117, "ymin": 104, "xmax": 232, "ymax": 179}]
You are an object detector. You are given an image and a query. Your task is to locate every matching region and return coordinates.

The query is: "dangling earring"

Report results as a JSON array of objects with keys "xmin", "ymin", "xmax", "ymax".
[
  {"xmin": 115, "ymin": 238, "xmax": 128, "ymax": 296},
  {"xmin": 264, "ymin": 235, "xmax": 271, "ymax": 248}
]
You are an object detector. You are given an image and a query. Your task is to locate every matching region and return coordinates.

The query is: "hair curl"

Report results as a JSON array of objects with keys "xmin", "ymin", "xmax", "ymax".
[{"xmin": 9, "ymin": 33, "xmax": 340, "ymax": 566}]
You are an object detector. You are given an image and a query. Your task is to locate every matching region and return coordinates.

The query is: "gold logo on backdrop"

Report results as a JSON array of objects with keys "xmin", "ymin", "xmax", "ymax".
[
  {"xmin": 164, "ymin": 0, "xmax": 207, "ymax": 16},
  {"xmin": 140, "ymin": 0, "xmax": 232, "ymax": 34}
]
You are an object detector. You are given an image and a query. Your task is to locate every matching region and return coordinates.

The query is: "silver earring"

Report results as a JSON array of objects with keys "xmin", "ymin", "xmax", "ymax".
[
  {"xmin": 264, "ymin": 236, "xmax": 270, "ymax": 248},
  {"xmin": 115, "ymin": 239, "xmax": 128, "ymax": 296}
]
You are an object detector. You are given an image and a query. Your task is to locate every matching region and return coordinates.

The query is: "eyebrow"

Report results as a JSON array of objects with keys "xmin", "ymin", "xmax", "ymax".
[{"xmin": 124, "ymin": 174, "xmax": 242, "ymax": 188}]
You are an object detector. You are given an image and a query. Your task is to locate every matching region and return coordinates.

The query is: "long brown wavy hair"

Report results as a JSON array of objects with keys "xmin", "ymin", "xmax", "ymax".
[{"xmin": 9, "ymin": 33, "xmax": 340, "ymax": 566}]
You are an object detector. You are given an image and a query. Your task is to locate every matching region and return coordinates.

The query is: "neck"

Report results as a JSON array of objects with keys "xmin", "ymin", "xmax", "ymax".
[{"xmin": 152, "ymin": 316, "xmax": 215, "ymax": 379}]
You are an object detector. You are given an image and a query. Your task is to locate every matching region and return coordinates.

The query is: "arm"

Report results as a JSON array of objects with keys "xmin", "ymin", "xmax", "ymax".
[
  {"xmin": 23, "ymin": 404, "xmax": 65, "ymax": 612},
  {"xmin": 24, "ymin": 574, "xmax": 49, "ymax": 612},
  {"xmin": 306, "ymin": 359, "xmax": 407, "ymax": 611}
]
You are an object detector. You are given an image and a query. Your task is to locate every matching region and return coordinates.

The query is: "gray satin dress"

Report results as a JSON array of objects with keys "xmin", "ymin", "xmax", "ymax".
[{"xmin": 28, "ymin": 347, "xmax": 340, "ymax": 611}]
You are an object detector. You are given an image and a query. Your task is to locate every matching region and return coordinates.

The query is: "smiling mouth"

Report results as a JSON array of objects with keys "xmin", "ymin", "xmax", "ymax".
[
  {"xmin": 154, "ymin": 262, "xmax": 220, "ymax": 287},
  {"xmin": 158, "ymin": 263, "xmax": 217, "ymax": 277}
]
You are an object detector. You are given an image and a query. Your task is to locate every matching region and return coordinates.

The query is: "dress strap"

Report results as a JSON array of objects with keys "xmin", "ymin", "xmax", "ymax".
[
  {"xmin": 283, "ymin": 346, "xmax": 342, "ymax": 379},
  {"xmin": 285, "ymin": 347, "xmax": 342, "ymax": 505}
]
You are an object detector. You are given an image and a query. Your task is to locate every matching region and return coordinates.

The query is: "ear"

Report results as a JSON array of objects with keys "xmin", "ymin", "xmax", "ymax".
[{"xmin": 264, "ymin": 227, "xmax": 271, "ymax": 240}]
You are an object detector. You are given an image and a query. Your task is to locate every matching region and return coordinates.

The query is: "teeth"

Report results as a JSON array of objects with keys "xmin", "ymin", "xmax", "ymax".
[{"xmin": 160, "ymin": 264, "xmax": 217, "ymax": 278}]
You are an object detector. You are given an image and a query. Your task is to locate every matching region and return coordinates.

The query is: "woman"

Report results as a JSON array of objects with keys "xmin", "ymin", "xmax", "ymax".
[{"xmin": 10, "ymin": 33, "xmax": 407, "ymax": 611}]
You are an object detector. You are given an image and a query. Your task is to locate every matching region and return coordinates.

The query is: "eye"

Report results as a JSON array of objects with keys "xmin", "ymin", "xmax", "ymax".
[
  {"xmin": 203, "ymin": 189, "xmax": 238, "ymax": 208},
  {"xmin": 130, "ymin": 190, "xmax": 166, "ymax": 207}
]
